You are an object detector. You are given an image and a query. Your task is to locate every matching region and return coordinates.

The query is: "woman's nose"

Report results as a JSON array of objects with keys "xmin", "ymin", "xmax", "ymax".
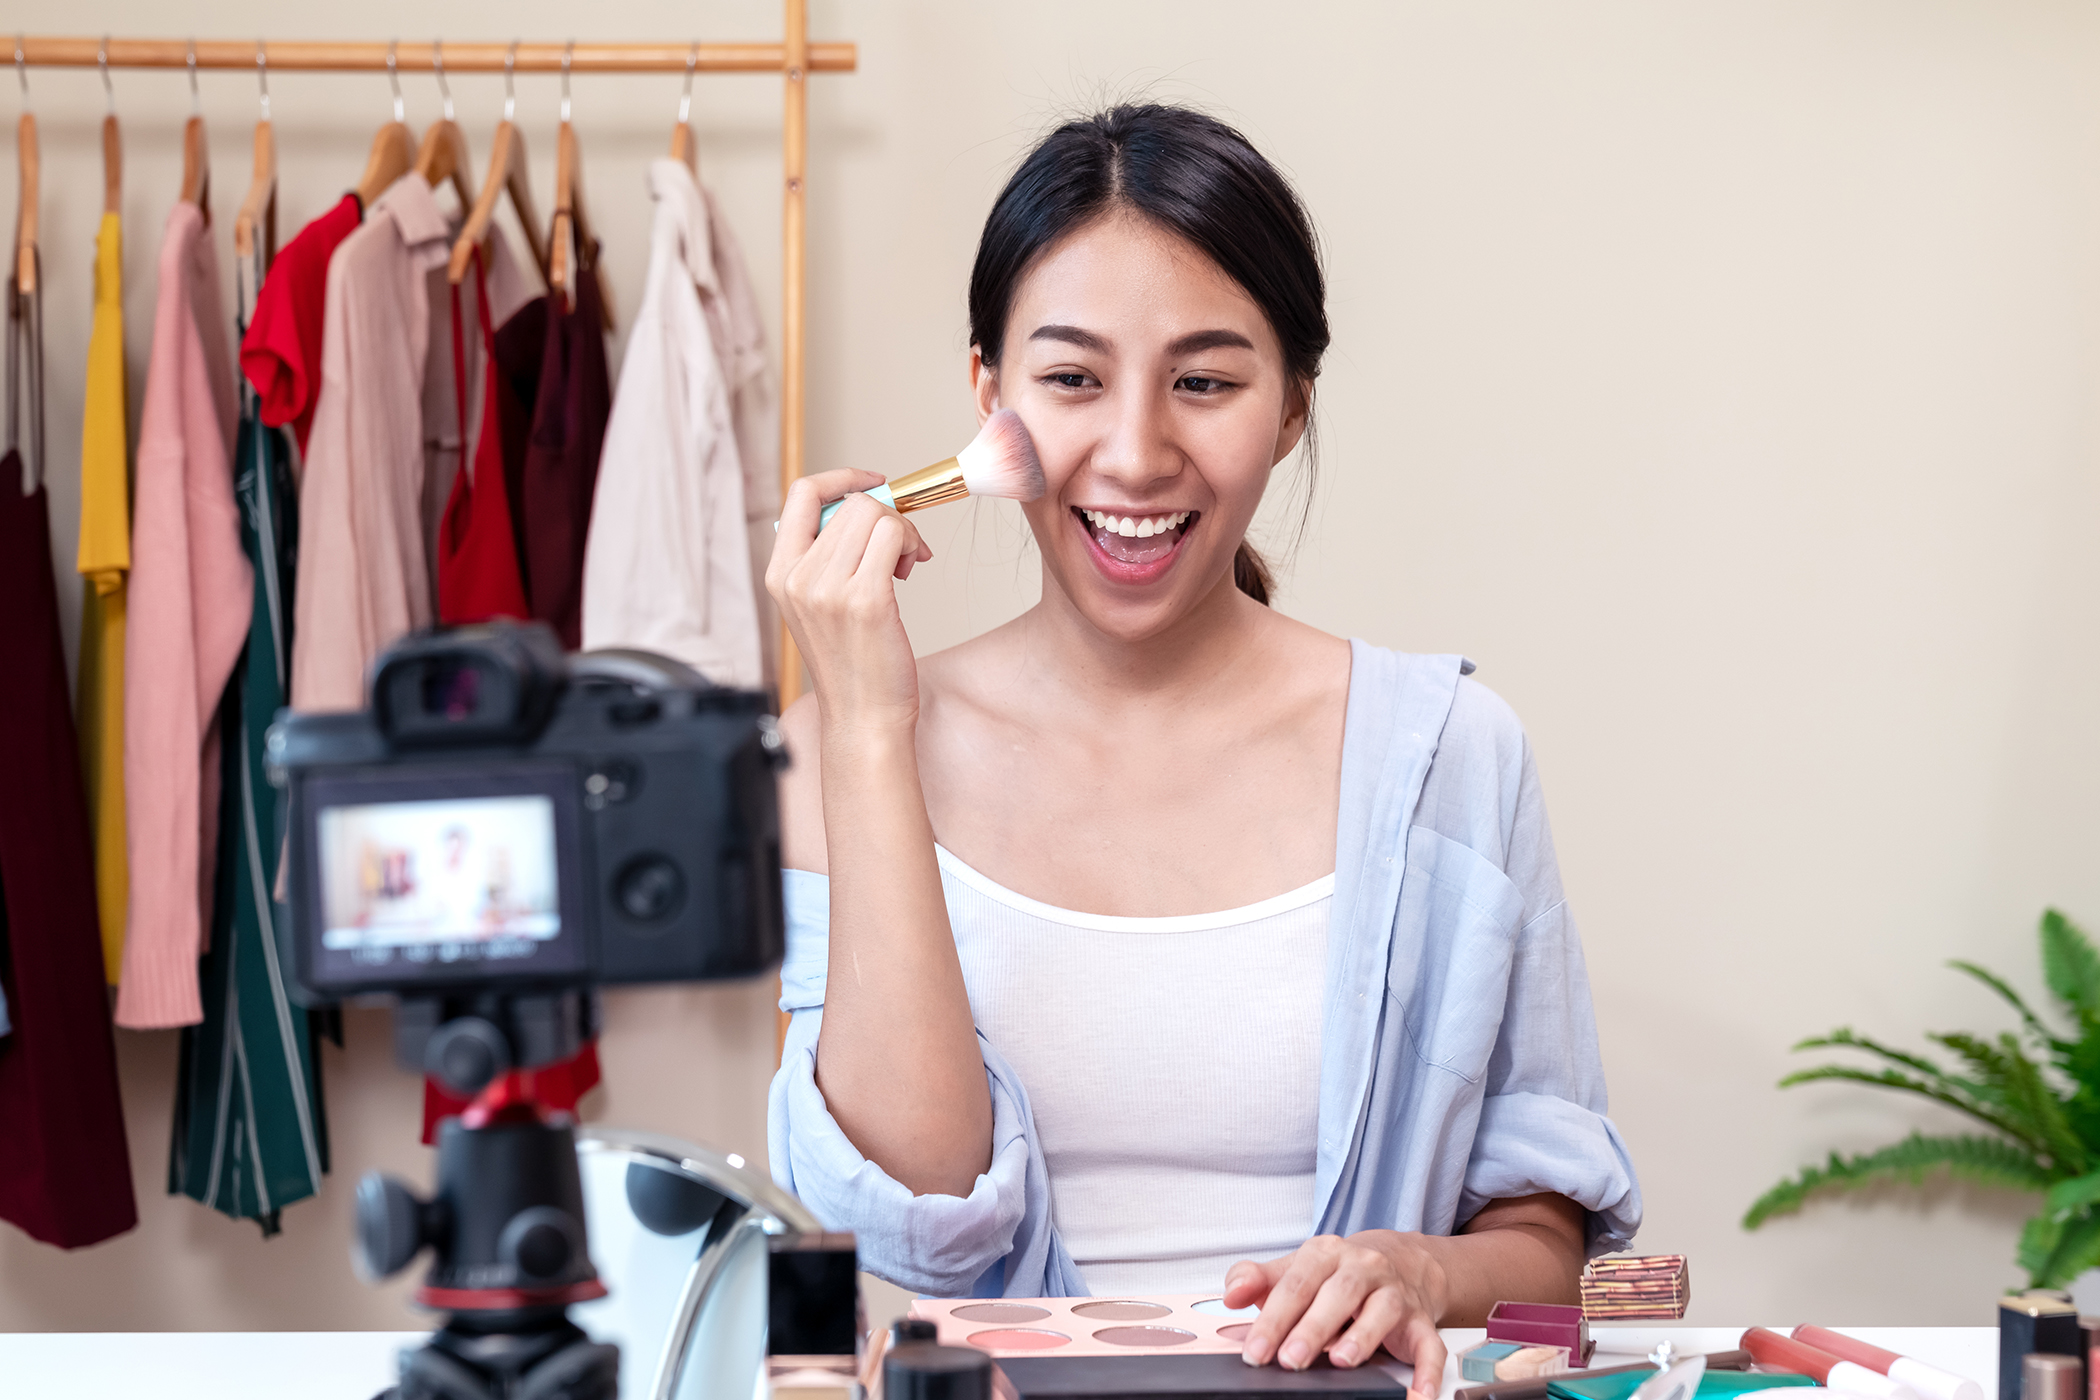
[{"xmin": 1088, "ymin": 386, "xmax": 1183, "ymax": 491}]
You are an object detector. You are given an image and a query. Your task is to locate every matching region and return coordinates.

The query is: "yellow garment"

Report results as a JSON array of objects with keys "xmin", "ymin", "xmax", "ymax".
[{"xmin": 76, "ymin": 213, "xmax": 130, "ymax": 983}]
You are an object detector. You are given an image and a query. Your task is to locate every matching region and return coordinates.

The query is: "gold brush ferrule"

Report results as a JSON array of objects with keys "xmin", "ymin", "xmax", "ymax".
[{"xmin": 887, "ymin": 457, "xmax": 971, "ymax": 513}]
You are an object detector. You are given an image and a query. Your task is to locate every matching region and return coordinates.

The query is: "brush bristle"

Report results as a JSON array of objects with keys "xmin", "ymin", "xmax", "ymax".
[{"xmin": 956, "ymin": 409, "xmax": 1047, "ymax": 502}]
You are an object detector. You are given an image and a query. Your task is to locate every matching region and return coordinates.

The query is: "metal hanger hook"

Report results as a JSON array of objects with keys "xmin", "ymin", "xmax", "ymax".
[
  {"xmin": 186, "ymin": 40, "xmax": 199, "ymax": 114},
  {"xmin": 256, "ymin": 42, "xmax": 269, "ymax": 121},
  {"xmin": 432, "ymin": 39, "xmax": 452, "ymax": 122},
  {"xmin": 98, "ymin": 36, "xmax": 114, "ymax": 114},
  {"xmin": 679, "ymin": 42, "xmax": 696, "ymax": 125},
  {"xmin": 386, "ymin": 40, "xmax": 403, "ymax": 123},
  {"xmin": 503, "ymin": 41, "xmax": 517, "ymax": 123},
  {"xmin": 14, "ymin": 35, "xmax": 26, "ymax": 105},
  {"xmin": 560, "ymin": 39, "xmax": 573, "ymax": 124}
]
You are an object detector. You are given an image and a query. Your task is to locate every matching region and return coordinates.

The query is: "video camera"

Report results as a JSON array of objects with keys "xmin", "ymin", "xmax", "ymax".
[
  {"xmin": 264, "ymin": 621, "xmax": 791, "ymax": 1400},
  {"xmin": 267, "ymin": 620, "xmax": 787, "ymax": 1006}
]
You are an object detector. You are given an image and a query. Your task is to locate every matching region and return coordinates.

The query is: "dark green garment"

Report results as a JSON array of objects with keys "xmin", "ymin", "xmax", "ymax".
[{"xmin": 168, "ymin": 314, "xmax": 328, "ymax": 1234}]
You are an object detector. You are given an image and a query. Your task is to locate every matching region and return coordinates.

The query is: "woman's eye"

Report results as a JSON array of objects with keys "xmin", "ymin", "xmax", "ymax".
[
  {"xmin": 1178, "ymin": 375, "xmax": 1230, "ymax": 394},
  {"xmin": 1043, "ymin": 372, "xmax": 1094, "ymax": 390}
]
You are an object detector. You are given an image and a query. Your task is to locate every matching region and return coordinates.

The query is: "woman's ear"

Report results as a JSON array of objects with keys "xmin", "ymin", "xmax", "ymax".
[
  {"xmin": 1270, "ymin": 378, "xmax": 1311, "ymax": 468},
  {"xmin": 970, "ymin": 347, "xmax": 1000, "ymax": 423}
]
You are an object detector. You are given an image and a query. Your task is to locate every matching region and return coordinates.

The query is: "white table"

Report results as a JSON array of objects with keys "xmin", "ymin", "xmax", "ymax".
[{"xmin": 0, "ymin": 1325, "xmax": 2000, "ymax": 1400}]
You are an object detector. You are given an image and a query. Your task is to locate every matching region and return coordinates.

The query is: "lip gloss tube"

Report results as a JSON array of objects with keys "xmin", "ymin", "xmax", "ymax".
[
  {"xmin": 1741, "ymin": 1329, "xmax": 1920, "ymax": 1400},
  {"xmin": 1792, "ymin": 1326, "xmax": 1984, "ymax": 1400}
]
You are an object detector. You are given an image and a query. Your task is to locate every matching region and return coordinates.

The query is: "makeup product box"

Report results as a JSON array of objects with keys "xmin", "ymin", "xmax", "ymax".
[
  {"xmin": 1486, "ymin": 1303, "xmax": 1594, "ymax": 1367},
  {"xmin": 2002, "ymin": 1293, "xmax": 2082, "ymax": 1400},
  {"xmin": 1461, "ymin": 1341, "xmax": 1571, "ymax": 1383}
]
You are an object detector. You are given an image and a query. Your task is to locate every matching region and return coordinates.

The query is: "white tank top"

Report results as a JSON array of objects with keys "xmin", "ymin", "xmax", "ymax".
[{"xmin": 937, "ymin": 845, "xmax": 1333, "ymax": 1296}]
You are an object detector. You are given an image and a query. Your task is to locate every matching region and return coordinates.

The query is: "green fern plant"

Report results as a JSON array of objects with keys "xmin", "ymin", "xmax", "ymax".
[{"xmin": 1745, "ymin": 909, "xmax": 2100, "ymax": 1288}]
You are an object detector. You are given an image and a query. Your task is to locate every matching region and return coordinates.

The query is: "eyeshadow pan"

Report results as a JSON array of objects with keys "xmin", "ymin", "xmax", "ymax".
[
  {"xmin": 967, "ymin": 1328, "xmax": 1070, "ymax": 1350},
  {"xmin": 1092, "ymin": 1325, "xmax": 1198, "ymax": 1347},
  {"xmin": 1071, "ymin": 1300, "xmax": 1173, "ymax": 1322},
  {"xmin": 952, "ymin": 1303, "xmax": 1052, "ymax": 1324},
  {"xmin": 1217, "ymin": 1323, "xmax": 1253, "ymax": 1342},
  {"xmin": 1190, "ymin": 1298, "xmax": 1260, "ymax": 1319}
]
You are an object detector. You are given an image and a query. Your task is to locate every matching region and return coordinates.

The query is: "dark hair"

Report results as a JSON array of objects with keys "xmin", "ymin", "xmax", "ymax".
[{"xmin": 968, "ymin": 103, "xmax": 1328, "ymax": 606}]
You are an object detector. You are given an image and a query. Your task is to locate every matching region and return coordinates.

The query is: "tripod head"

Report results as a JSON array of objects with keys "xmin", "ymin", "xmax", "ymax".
[{"xmin": 357, "ymin": 995, "xmax": 619, "ymax": 1400}]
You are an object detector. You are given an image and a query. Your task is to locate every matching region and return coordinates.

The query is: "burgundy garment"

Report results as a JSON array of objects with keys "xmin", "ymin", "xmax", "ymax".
[
  {"xmin": 0, "ymin": 471, "xmax": 139, "ymax": 1248},
  {"xmin": 520, "ymin": 246, "xmax": 611, "ymax": 649},
  {"xmin": 492, "ymin": 297, "xmax": 548, "ymax": 601}
]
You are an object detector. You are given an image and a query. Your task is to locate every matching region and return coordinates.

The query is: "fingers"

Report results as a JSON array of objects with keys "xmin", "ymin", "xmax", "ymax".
[
  {"xmin": 1222, "ymin": 1258, "xmax": 1281, "ymax": 1311},
  {"xmin": 768, "ymin": 469, "xmax": 890, "ymax": 596},
  {"xmin": 1239, "ymin": 1237, "xmax": 1339, "ymax": 1368},
  {"xmin": 1327, "ymin": 1285, "xmax": 1408, "ymax": 1369},
  {"xmin": 1275, "ymin": 1258, "xmax": 1381, "ymax": 1372},
  {"xmin": 1392, "ymin": 1314, "xmax": 1447, "ymax": 1400}
]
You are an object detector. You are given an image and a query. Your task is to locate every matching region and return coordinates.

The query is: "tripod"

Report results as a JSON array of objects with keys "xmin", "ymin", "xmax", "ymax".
[{"xmin": 358, "ymin": 993, "xmax": 619, "ymax": 1400}]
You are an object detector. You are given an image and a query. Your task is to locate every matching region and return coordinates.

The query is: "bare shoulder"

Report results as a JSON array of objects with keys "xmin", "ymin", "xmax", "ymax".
[{"xmin": 776, "ymin": 693, "xmax": 829, "ymax": 876}]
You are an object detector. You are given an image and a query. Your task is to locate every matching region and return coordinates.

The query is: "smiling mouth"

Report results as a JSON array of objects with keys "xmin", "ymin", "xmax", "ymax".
[{"xmin": 1073, "ymin": 507, "xmax": 1198, "ymax": 569}]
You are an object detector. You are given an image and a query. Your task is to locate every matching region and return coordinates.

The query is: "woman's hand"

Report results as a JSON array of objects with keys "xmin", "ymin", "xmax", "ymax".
[
  {"xmin": 1225, "ymin": 1231, "xmax": 1450, "ymax": 1399},
  {"xmin": 767, "ymin": 469, "xmax": 934, "ymax": 737}
]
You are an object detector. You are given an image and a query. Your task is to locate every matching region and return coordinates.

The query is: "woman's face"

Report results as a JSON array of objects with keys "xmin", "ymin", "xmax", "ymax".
[{"xmin": 974, "ymin": 213, "xmax": 1307, "ymax": 641}]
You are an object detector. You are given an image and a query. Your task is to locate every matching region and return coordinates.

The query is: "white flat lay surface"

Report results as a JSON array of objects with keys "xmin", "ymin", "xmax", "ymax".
[{"xmin": 0, "ymin": 1324, "xmax": 1998, "ymax": 1400}]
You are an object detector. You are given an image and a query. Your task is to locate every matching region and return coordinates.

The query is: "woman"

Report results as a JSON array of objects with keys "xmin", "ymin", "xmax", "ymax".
[{"xmin": 766, "ymin": 104, "xmax": 1640, "ymax": 1393}]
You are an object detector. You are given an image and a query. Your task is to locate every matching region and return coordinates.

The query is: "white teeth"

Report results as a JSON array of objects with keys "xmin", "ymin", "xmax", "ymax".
[{"xmin": 1082, "ymin": 509, "xmax": 1190, "ymax": 534}]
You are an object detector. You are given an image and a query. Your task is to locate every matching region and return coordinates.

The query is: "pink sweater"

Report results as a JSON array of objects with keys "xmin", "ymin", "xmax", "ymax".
[{"xmin": 116, "ymin": 202, "xmax": 250, "ymax": 1029}]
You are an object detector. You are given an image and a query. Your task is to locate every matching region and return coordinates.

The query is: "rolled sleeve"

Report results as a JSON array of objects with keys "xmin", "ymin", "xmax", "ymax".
[
  {"xmin": 1459, "ymin": 1090, "xmax": 1642, "ymax": 1256},
  {"xmin": 767, "ymin": 869, "xmax": 1059, "ymax": 1296}
]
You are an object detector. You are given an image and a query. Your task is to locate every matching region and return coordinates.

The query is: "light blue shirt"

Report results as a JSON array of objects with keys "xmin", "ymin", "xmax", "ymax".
[{"xmin": 767, "ymin": 642, "xmax": 1643, "ymax": 1297}]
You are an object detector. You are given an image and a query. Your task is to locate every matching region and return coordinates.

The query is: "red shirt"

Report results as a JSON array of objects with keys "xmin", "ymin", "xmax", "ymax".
[{"xmin": 239, "ymin": 193, "xmax": 361, "ymax": 456}]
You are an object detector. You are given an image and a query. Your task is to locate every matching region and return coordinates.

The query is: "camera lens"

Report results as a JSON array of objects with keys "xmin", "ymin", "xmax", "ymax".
[{"xmin": 615, "ymin": 856, "xmax": 686, "ymax": 924}]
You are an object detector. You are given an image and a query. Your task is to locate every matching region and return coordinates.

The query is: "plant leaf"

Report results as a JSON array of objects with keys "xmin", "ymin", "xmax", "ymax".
[
  {"xmin": 1778, "ymin": 1064, "xmax": 2047, "ymax": 1153},
  {"xmin": 2042, "ymin": 910, "xmax": 2100, "ymax": 1020},
  {"xmin": 1949, "ymin": 960, "xmax": 2071, "ymax": 1052},
  {"xmin": 2021, "ymin": 1211, "xmax": 2064, "ymax": 1281},
  {"xmin": 1996, "ymin": 1033, "xmax": 2090, "ymax": 1174},
  {"xmin": 2037, "ymin": 1209, "xmax": 2100, "ymax": 1288},
  {"xmin": 1795, "ymin": 1028, "xmax": 1950, "ymax": 1080},
  {"xmin": 1743, "ymin": 1132, "xmax": 2051, "ymax": 1230},
  {"xmin": 2047, "ymin": 1170, "xmax": 2100, "ymax": 1218}
]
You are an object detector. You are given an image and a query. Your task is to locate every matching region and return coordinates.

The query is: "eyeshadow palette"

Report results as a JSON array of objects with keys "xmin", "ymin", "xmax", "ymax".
[{"xmin": 910, "ymin": 1294, "xmax": 1263, "ymax": 1357}]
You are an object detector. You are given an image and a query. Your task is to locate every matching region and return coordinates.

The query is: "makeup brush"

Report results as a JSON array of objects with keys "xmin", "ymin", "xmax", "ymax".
[{"xmin": 814, "ymin": 409, "xmax": 1045, "ymax": 529}]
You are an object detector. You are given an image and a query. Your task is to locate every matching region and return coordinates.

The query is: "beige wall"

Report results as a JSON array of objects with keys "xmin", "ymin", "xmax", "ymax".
[{"xmin": 4, "ymin": 0, "xmax": 2096, "ymax": 1333}]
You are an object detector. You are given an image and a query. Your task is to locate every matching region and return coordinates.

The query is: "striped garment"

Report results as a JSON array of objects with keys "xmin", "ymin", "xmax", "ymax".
[{"xmin": 167, "ymin": 267, "xmax": 329, "ymax": 1233}]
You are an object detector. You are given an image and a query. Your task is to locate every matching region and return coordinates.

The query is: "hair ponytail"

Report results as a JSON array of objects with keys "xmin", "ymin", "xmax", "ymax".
[{"xmin": 1233, "ymin": 541, "xmax": 1274, "ymax": 606}]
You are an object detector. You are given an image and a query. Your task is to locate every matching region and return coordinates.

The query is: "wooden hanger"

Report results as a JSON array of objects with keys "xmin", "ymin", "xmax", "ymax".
[
  {"xmin": 670, "ymin": 44, "xmax": 698, "ymax": 175},
  {"xmin": 356, "ymin": 43, "xmax": 414, "ymax": 208},
  {"xmin": 413, "ymin": 43, "xmax": 476, "ymax": 213},
  {"xmin": 177, "ymin": 44, "xmax": 207, "ymax": 213},
  {"xmin": 547, "ymin": 47, "xmax": 616, "ymax": 331},
  {"xmin": 97, "ymin": 42, "xmax": 119, "ymax": 216},
  {"xmin": 234, "ymin": 45, "xmax": 276, "ymax": 264},
  {"xmin": 448, "ymin": 46, "xmax": 548, "ymax": 285},
  {"xmin": 13, "ymin": 111, "xmax": 34, "ymax": 298}
]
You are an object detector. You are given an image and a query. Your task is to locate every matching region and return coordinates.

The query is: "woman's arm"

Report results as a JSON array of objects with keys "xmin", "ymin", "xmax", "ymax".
[
  {"xmin": 1225, "ymin": 1192, "xmax": 1587, "ymax": 1400},
  {"xmin": 769, "ymin": 471, "xmax": 992, "ymax": 1199}
]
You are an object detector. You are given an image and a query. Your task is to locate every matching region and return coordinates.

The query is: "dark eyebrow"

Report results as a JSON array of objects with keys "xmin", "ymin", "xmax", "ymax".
[
  {"xmin": 1028, "ymin": 324, "xmax": 1113, "ymax": 353},
  {"xmin": 1167, "ymin": 328, "xmax": 1256, "ymax": 356}
]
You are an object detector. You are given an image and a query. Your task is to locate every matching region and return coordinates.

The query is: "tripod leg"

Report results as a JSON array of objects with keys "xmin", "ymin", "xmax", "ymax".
[{"xmin": 515, "ymin": 1339, "xmax": 620, "ymax": 1400}]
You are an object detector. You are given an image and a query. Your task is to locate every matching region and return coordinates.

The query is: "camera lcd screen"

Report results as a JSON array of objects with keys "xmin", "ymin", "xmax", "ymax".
[
  {"xmin": 301, "ymin": 765, "xmax": 588, "ymax": 992},
  {"xmin": 319, "ymin": 796, "xmax": 561, "ymax": 948}
]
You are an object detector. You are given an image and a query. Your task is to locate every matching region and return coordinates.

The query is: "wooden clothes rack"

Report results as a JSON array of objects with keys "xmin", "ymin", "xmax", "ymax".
[{"xmin": 13, "ymin": 5, "xmax": 850, "ymax": 709}]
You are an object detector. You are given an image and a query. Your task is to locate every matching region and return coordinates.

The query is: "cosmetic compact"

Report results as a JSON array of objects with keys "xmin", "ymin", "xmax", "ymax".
[{"xmin": 908, "ymin": 1296, "xmax": 1409, "ymax": 1398}]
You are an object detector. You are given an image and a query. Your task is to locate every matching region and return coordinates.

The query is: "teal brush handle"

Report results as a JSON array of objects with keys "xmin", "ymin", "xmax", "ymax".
[{"xmin": 815, "ymin": 482, "xmax": 897, "ymax": 530}]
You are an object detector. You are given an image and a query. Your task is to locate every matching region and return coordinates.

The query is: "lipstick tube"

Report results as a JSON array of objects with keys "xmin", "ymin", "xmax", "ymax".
[
  {"xmin": 1740, "ymin": 1329, "xmax": 1919, "ymax": 1400},
  {"xmin": 1792, "ymin": 1326, "xmax": 1983, "ymax": 1400}
]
